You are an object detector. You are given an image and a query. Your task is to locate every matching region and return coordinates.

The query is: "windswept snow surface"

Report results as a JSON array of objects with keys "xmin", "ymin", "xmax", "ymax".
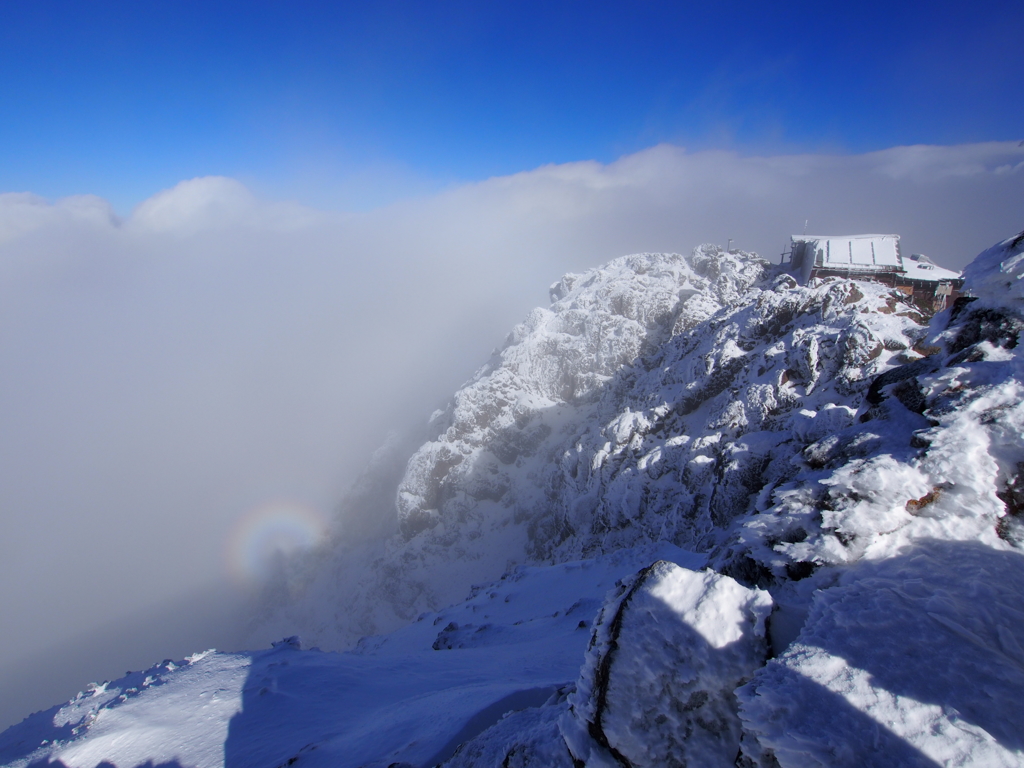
[
  {"xmin": 739, "ymin": 540, "xmax": 1024, "ymax": 768},
  {"xmin": 4, "ymin": 231, "xmax": 1024, "ymax": 767}
]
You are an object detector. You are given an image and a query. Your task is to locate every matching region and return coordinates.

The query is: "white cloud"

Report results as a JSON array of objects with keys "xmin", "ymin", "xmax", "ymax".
[
  {"xmin": 127, "ymin": 176, "xmax": 324, "ymax": 235},
  {"xmin": 865, "ymin": 141, "xmax": 1022, "ymax": 181},
  {"xmin": 0, "ymin": 192, "xmax": 119, "ymax": 246},
  {"xmin": 1, "ymin": 141, "xmax": 1022, "ymax": 729}
]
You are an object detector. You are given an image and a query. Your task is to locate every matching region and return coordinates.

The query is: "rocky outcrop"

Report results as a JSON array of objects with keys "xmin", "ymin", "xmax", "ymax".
[
  {"xmin": 249, "ymin": 233, "xmax": 1024, "ymax": 768},
  {"xmin": 561, "ymin": 562, "xmax": 771, "ymax": 768},
  {"xmin": 257, "ymin": 243, "xmax": 942, "ymax": 648}
]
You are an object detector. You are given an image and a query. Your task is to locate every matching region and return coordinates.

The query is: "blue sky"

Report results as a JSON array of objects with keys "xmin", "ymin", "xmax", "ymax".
[{"xmin": 2, "ymin": 0, "xmax": 1022, "ymax": 212}]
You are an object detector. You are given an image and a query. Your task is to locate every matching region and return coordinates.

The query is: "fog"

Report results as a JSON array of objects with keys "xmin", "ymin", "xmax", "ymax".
[{"xmin": 1, "ymin": 141, "xmax": 1022, "ymax": 729}]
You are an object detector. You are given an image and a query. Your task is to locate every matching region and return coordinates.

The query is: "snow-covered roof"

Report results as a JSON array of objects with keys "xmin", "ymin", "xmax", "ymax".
[
  {"xmin": 791, "ymin": 234, "xmax": 961, "ymax": 282},
  {"xmin": 901, "ymin": 252, "xmax": 962, "ymax": 282},
  {"xmin": 793, "ymin": 234, "xmax": 901, "ymax": 270}
]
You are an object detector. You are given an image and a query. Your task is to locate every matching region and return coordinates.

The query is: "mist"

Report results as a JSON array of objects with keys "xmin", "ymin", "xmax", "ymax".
[{"xmin": 2, "ymin": 141, "xmax": 1022, "ymax": 729}]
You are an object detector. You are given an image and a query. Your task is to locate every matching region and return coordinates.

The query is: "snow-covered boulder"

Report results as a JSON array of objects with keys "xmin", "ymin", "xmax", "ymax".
[{"xmin": 562, "ymin": 561, "xmax": 772, "ymax": 767}]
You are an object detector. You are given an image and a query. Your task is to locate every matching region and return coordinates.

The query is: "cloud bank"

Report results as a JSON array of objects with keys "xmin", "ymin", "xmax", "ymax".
[{"xmin": 1, "ymin": 141, "xmax": 1022, "ymax": 728}]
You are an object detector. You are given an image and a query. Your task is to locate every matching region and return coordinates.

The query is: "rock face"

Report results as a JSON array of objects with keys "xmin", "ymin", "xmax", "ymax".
[{"xmin": 395, "ymin": 246, "xmax": 923, "ymax": 570}]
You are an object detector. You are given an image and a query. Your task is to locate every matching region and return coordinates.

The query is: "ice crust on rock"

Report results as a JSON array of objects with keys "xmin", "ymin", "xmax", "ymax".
[{"xmin": 561, "ymin": 561, "xmax": 772, "ymax": 768}]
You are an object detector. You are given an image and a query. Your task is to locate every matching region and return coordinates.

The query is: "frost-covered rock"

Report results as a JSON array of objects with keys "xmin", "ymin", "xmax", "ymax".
[
  {"xmin": 263, "ymin": 244, "xmax": 935, "ymax": 649},
  {"xmin": 394, "ymin": 247, "xmax": 772, "ymax": 555},
  {"xmin": 733, "ymin": 231, "xmax": 1024, "ymax": 582},
  {"xmin": 961, "ymin": 228, "xmax": 1024, "ymax": 310},
  {"xmin": 738, "ymin": 540, "xmax": 1024, "ymax": 768},
  {"xmin": 561, "ymin": 561, "xmax": 772, "ymax": 768}
]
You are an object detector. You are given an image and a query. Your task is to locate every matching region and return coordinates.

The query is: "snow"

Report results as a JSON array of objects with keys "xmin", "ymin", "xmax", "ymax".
[
  {"xmin": 961, "ymin": 229, "xmax": 1024, "ymax": 308},
  {"xmin": 739, "ymin": 541, "xmax": 1024, "ymax": 767},
  {"xmin": 797, "ymin": 234, "xmax": 902, "ymax": 268},
  {"xmin": 562, "ymin": 562, "xmax": 771, "ymax": 768},
  {"xmin": 4, "ymin": 233, "xmax": 1024, "ymax": 767},
  {"xmin": 1, "ymin": 545, "xmax": 703, "ymax": 768},
  {"xmin": 0, "ymin": 653, "xmax": 248, "ymax": 768}
]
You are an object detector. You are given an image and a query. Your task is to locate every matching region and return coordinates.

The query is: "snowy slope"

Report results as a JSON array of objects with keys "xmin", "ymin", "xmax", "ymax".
[
  {"xmin": 4, "ymin": 231, "xmax": 1024, "ymax": 767},
  {"xmin": 0, "ymin": 545, "xmax": 702, "ymax": 768}
]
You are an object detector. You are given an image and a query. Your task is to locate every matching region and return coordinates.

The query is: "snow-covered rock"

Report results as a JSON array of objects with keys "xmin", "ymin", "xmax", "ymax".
[
  {"xmin": 961, "ymin": 229, "xmax": 1024, "ymax": 310},
  {"xmin": 733, "ymin": 236, "xmax": 1024, "ymax": 579},
  {"xmin": 561, "ymin": 561, "xmax": 771, "ymax": 768},
  {"xmin": 261, "ymin": 245, "xmax": 934, "ymax": 650}
]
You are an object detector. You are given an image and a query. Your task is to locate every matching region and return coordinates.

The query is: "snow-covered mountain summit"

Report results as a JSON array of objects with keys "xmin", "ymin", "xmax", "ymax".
[
  {"xmin": 258, "ymin": 242, "xmax": 949, "ymax": 649},
  {"xmin": 4, "ymin": 232, "xmax": 1024, "ymax": 767}
]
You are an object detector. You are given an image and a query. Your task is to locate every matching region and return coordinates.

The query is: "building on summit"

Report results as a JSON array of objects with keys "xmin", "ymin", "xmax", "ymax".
[{"xmin": 787, "ymin": 233, "xmax": 963, "ymax": 312}]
